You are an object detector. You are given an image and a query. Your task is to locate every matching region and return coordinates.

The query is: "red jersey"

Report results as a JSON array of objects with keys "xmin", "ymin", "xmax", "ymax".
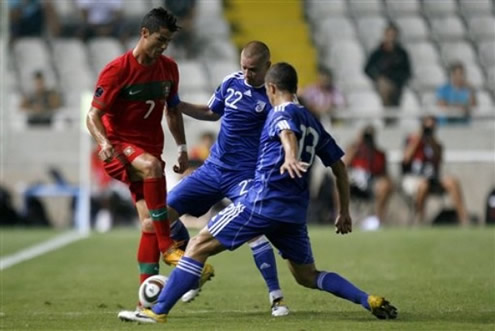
[
  {"xmin": 91, "ymin": 51, "xmax": 180, "ymax": 157},
  {"xmin": 350, "ymin": 143, "xmax": 387, "ymax": 177}
]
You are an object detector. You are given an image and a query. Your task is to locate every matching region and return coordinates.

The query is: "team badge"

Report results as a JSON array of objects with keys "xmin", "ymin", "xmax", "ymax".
[
  {"xmin": 123, "ymin": 146, "xmax": 135, "ymax": 156},
  {"xmin": 162, "ymin": 81, "xmax": 172, "ymax": 99},
  {"xmin": 95, "ymin": 86, "xmax": 104, "ymax": 98},
  {"xmin": 255, "ymin": 100, "xmax": 266, "ymax": 113}
]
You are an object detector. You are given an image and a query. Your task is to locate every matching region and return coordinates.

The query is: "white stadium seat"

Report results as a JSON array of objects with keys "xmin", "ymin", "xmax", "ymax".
[
  {"xmin": 459, "ymin": 0, "xmax": 493, "ymax": 18},
  {"xmin": 313, "ymin": 17, "xmax": 357, "ymax": 49},
  {"xmin": 475, "ymin": 90, "xmax": 494, "ymax": 110},
  {"xmin": 440, "ymin": 41, "xmax": 477, "ymax": 66},
  {"xmin": 478, "ymin": 41, "xmax": 495, "ymax": 68},
  {"xmin": 347, "ymin": 90, "xmax": 383, "ymax": 113},
  {"xmin": 178, "ymin": 61, "xmax": 209, "ymax": 92},
  {"xmin": 413, "ymin": 64, "xmax": 447, "ymax": 91},
  {"xmin": 430, "ymin": 16, "xmax": 466, "ymax": 41},
  {"xmin": 87, "ymin": 37, "xmax": 124, "ymax": 74},
  {"xmin": 305, "ymin": 0, "xmax": 348, "ymax": 20},
  {"xmin": 467, "ymin": 17, "xmax": 495, "ymax": 42},
  {"xmin": 356, "ymin": 17, "xmax": 387, "ymax": 53},
  {"xmin": 405, "ymin": 41, "xmax": 441, "ymax": 67},
  {"xmin": 348, "ymin": 0, "xmax": 383, "ymax": 17},
  {"xmin": 395, "ymin": 16, "xmax": 429, "ymax": 41},
  {"xmin": 422, "ymin": 0, "xmax": 457, "ymax": 17},
  {"xmin": 385, "ymin": 0, "xmax": 420, "ymax": 16},
  {"xmin": 464, "ymin": 63, "xmax": 485, "ymax": 89},
  {"xmin": 205, "ymin": 61, "xmax": 239, "ymax": 90}
]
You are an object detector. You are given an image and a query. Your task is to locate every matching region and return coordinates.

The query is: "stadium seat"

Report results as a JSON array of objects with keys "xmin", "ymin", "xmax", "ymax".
[
  {"xmin": 356, "ymin": 17, "xmax": 387, "ymax": 53},
  {"xmin": 346, "ymin": 90, "xmax": 383, "ymax": 113},
  {"xmin": 121, "ymin": 0, "xmax": 149, "ymax": 19},
  {"xmin": 178, "ymin": 61, "xmax": 209, "ymax": 92},
  {"xmin": 305, "ymin": 0, "xmax": 348, "ymax": 20},
  {"xmin": 200, "ymin": 39, "xmax": 238, "ymax": 63},
  {"xmin": 348, "ymin": 0, "xmax": 383, "ymax": 17},
  {"xmin": 399, "ymin": 88, "xmax": 423, "ymax": 127},
  {"xmin": 180, "ymin": 90, "xmax": 212, "ymax": 106},
  {"xmin": 478, "ymin": 41, "xmax": 495, "ymax": 68},
  {"xmin": 422, "ymin": 0, "xmax": 458, "ymax": 18},
  {"xmin": 205, "ymin": 61, "xmax": 239, "ymax": 90},
  {"xmin": 194, "ymin": 18, "xmax": 231, "ymax": 41},
  {"xmin": 405, "ymin": 41, "xmax": 441, "ymax": 67},
  {"xmin": 459, "ymin": 0, "xmax": 493, "ymax": 18},
  {"xmin": 420, "ymin": 91, "xmax": 437, "ymax": 108},
  {"xmin": 467, "ymin": 17, "xmax": 495, "ymax": 42},
  {"xmin": 430, "ymin": 16, "xmax": 466, "ymax": 42},
  {"xmin": 385, "ymin": 0, "xmax": 420, "ymax": 17},
  {"xmin": 87, "ymin": 37, "xmax": 124, "ymax": 74},
  {"xmin": 326, "ymin": 40, "xmax": 365, "ymax": 70},
  {"xmin": 313, "ymin": 17, "xmax": 357, "ymax": 49},
  {"xmin": 335, "ymin": 66, "xmax": 373, "ymax": 92},
  {"xmin": 395, "ymin": 16, "xmax": 429, "ymax": 41},
  {"xmin": 53, "ymin": 39, "xmax": 94, "ymax": 94},
  {"xmin": 475, "ymin": 90, "xmax": 494, "ymax": 113},
  {"xmin": 195, "ymin": 0, "xmax": 224, "ymax": 19},
  {"xmin": 464, "ymin": 63, "xmax": 485, "ymax": 89},
  {"xmin": 412, "ymin": 64, "xmax": 447, "ymax": 91},
  {"xmin": 439, "ymin": 41, "xmax": 477, "ymax": 67},
  {"xmin": 486, "ymin": 67, "xmax": 495, "ymax": 93}
]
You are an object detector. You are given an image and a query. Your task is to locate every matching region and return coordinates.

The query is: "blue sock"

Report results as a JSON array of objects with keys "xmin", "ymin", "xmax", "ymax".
[
  {"xmin": 170, "ymin": 219, "xmax": 190, "ymax": 251},
  {"xmin": 152, "ymin": 257, "xmax": 203, "ymax": 314},
  {"xmin": 316, "ymin": 272, "xmax": 370, "ymax": 310},
  {"xmin": 249, "ymin": 236, "xmax": 281, "ymax": 294}
]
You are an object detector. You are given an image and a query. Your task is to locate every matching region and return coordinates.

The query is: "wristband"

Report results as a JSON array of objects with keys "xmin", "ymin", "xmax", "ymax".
[{"xmin": 177, "ymin": 144, "xmax": 187, "ymax": 153}]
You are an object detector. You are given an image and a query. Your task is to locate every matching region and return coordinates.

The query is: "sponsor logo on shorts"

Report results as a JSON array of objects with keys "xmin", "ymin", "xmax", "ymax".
[{"xmin": 124, "ymin": 146, "xmax": 135, "ymax": 156}]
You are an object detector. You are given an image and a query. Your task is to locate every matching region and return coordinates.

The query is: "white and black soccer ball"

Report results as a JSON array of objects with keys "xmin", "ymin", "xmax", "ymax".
[{"xmin": 138, "ymin": 275, "xmax": 169, "ymax": 308}]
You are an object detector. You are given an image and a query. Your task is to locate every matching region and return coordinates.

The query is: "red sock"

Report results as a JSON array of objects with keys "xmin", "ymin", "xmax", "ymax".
[
  {"xmin": 143, "ymin": 177, "xmax": 173, "ymax": 253},
  {"xmin": 137, "ymin": 231, "xmax": 160, "ymax": 284}
]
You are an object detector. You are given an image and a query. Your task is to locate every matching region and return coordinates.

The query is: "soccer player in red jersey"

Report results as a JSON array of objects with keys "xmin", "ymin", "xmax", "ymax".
[{"xmin": 86, "ymin": 7, "xmax": 214, "ymax": 293}]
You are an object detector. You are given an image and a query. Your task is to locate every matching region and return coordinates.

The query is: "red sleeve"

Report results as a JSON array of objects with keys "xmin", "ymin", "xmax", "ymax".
[{"xmin": 91, "ymin": 61, "xmax": 123, "ymax": 112}]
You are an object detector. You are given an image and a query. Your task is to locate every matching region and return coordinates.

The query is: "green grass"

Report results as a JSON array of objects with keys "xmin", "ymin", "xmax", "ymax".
[
  {"xmin": 1, "ymin": 227, "xmax": 494, "ymax": 330},
  {"xmin": 0, "ymin": 228, "xmax": 63, "ymax": 257}
]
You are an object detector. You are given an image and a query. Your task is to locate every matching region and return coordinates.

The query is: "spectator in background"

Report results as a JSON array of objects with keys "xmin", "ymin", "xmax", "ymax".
[
  {"xmin": 299, "ymin": 66, "xmax": 345, "ymax": 121},
  {"xmin": 402, "ymin": 116, "xmax": 469, "ymax": 226},
  {"xmin": 20, "ymin": 71, "xmax": 62, "ymax": 126},
  {"xmin": 8, "ymin": 0, "xmax": 59, "ymax": 40},
  {"xmin": 76, "ymin": 0, "xmax": 123, "ymax": 41},
  {"xmin": 345, "ymin": 125, "xmax": 393, "ymax": 228},
  {"xmin": 436, "ymin": 62, "xmax": 477, "ymax": 124},
  {"xmin": 189, "ymin": 131, "xmax": 215, "ymax": 161},
  {"xmin": 365, "ymin": 23, "xmax": 411, "ymax": 107}
]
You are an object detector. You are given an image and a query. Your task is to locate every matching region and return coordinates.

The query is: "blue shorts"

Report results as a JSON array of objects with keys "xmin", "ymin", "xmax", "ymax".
[
  {"xmin": 208, "ymin": 202, "xmax": 314, "ymax": 265},
  {"xmin": 167, "ymin": 161, "xmax": 253, "ymax": 217}
]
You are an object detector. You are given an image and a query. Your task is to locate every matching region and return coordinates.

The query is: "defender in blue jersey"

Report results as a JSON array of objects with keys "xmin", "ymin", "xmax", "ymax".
[
  {"xmin": 125, "ymin": 63, "xmax": 398, "ymax": 324},
  {"xmin": 167, "ymin": 41, "xmax": 288, "ymax": 315}
]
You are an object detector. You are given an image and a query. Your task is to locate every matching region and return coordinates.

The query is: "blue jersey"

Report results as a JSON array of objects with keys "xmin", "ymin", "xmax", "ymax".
[
  {"xmin": 207, "ymin": 71, "xmax": 270, "ymax": 170},
  {"xmin": 243, "ymin": 102, "xmax": 344, "ymax": 224}
]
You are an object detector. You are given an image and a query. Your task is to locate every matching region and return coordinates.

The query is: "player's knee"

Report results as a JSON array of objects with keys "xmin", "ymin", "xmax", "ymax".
[
  {"xmin": 141, "ymin": 218, "xmax": 154, "ymax": 232},
  {"xmin": 142, "ymin": 157, "xmax": 163, "ymax": 178},
  {"xmin": 293, "ymin": 270, "xmax": 318, "ymax": 289}
]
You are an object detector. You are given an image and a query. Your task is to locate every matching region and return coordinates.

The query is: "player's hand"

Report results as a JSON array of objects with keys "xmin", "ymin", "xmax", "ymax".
[
  {"xmin": 335, "ymin": 212, "xmax": 352, "ymax": 235},
  {"xmin": 280, "ymin": 159, "xmax": 309, "ymax": 179},
  {"xmin": 173, "ymin": 151, "xmax": 188, "ymax": 174},
  {"xmin": 98, "ymin": 142, "xmax": 114, "ymax": 163}
]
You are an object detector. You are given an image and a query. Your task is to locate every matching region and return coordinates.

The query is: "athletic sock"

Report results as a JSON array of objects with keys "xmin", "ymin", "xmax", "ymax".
[
  {"xmin": 249, "ymin": 236, "xmax": 281, "ymax": 294},
  {"xmin": 316, "ymin": 272, "xmax": 370, "ymax": 310},
  {"xmin": 137, "ymin": 231, "xmax": 160, "ymax": 284},
  {"xmin": 170, "ymin": 218, "xmax": 190, "ymax": 251},
  {"xmin": 143, "ymin": 177, "xmax": 172, "ymax": 252},
  {"xmin": 152, "ymin": 257, "xmax": 203, "ymax": 314}
]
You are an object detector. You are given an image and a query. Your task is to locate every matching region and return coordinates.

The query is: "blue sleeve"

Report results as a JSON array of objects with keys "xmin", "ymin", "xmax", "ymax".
[
  {"xmin": 316, "ymin": 131, "xmax": 345, "ymax": 167},
  {"xmin": 268, "ymin": 110, "xmax": 301, "ymax": 139},
  {"xmin": 208, "ymin": 84, "xmax": 226, "ymax": 116}
]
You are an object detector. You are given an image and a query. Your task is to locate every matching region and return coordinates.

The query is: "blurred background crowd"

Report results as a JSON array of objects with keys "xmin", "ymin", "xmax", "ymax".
[{"xmin": 1, "ymin": 0, "xmax": 494, "ymax": 231}]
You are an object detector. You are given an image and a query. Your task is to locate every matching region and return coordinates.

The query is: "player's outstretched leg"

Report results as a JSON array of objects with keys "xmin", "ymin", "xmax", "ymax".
[
  {"xmin": 170, "ymin": 218, "xmax": 190, "ymax": 251},
  {"xmin": 289, "ymin": 262, "xmax": 398, "ymax": 320},
  {"xmin": 248, "ymin": 236, "xmax": 289, "ymax": 316}
]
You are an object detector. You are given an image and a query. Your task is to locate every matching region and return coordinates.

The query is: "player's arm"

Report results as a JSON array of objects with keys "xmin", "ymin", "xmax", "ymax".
[
  {"xmin": 165, "ymin": 104, "xmax": 188, "ymax": 174},
  {"xmin": 177, "ymin": 101, "xmax": 221, "ymax": 121},
  {"xmin": 86, "ymin": 106, "xmax": 114, "ymax": 162},
  {"xmin": 330, "ymin": 159, "xmax": 352, "ymax": 235},
  {"xmin": 279, "ymin": 130, "xmax": 309, "ymax": 179}
]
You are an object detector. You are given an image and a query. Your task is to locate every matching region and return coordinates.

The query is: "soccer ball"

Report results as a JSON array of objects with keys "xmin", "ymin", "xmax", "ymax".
[{"xmin": 138, "ymin": 275, "xmax": 168, "ymax": 308}]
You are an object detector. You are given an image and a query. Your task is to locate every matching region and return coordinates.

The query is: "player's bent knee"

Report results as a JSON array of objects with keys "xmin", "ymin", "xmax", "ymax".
[{"xmin": 291, "ymin": 269, "xmax": 318, "ymax": 289}]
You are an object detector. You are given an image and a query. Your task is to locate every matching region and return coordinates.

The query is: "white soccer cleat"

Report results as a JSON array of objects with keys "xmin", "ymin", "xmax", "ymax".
[
  {"xmin": 271, "ymin": 298, "xmax": 290, "ymax": 317},
  {"xmin": 181, "ymin": 288, "xmax": 201, "ymax": 302},
  {"xmin": 118, "ymin": 308, "xmax": 166, "ymax": 323},
  {"xmin": 118, "ymin": 309, "xmax": 140, "ymax": 322}
]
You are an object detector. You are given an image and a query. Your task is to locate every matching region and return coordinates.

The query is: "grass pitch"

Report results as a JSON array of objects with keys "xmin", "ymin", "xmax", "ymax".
[{"xmin": 1, "ymin": 227, "xmax": 494, "ymax": 330}]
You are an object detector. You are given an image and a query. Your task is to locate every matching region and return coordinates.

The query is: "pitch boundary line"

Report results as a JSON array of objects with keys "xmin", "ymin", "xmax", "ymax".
[{"xmin": 0, "ymin": 231, "xmax": 89, "ymax": 270}]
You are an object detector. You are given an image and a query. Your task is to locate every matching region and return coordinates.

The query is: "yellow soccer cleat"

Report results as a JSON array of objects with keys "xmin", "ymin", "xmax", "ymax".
[
  {"xmin": 368, "ymin": 295, "xmax": 398, "ymax": 320},
  {"xmin": 119, "ymin": 308, "xmax": 167, "ymax": 324},
  {"xmin": 162, "ymin": 242, "xmax": 185, "ymax": 266}
]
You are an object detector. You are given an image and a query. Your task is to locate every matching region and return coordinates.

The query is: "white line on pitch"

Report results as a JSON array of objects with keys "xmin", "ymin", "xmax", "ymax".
[{"xmin": 0, "ymin": 231, "xmax": 89, "ymax": 270}]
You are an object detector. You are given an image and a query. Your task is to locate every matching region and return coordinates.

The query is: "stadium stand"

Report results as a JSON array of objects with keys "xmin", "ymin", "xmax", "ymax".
[{"xmin": 4, "ymin": 0, "xmax": 494, "ymax": 226}]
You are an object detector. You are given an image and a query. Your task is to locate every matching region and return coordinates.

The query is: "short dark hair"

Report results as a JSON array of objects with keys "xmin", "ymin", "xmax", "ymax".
[
  {"xmin": 141, "ymin": 7, "xmax": 180, "ymax": 34},
  {"xmin": 448, "ymin": 61, "xmax": 464, "ymax": 74},
  {"xmin": 265, "ymin": 62, "xmax": 298, "ymax": 94}
]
